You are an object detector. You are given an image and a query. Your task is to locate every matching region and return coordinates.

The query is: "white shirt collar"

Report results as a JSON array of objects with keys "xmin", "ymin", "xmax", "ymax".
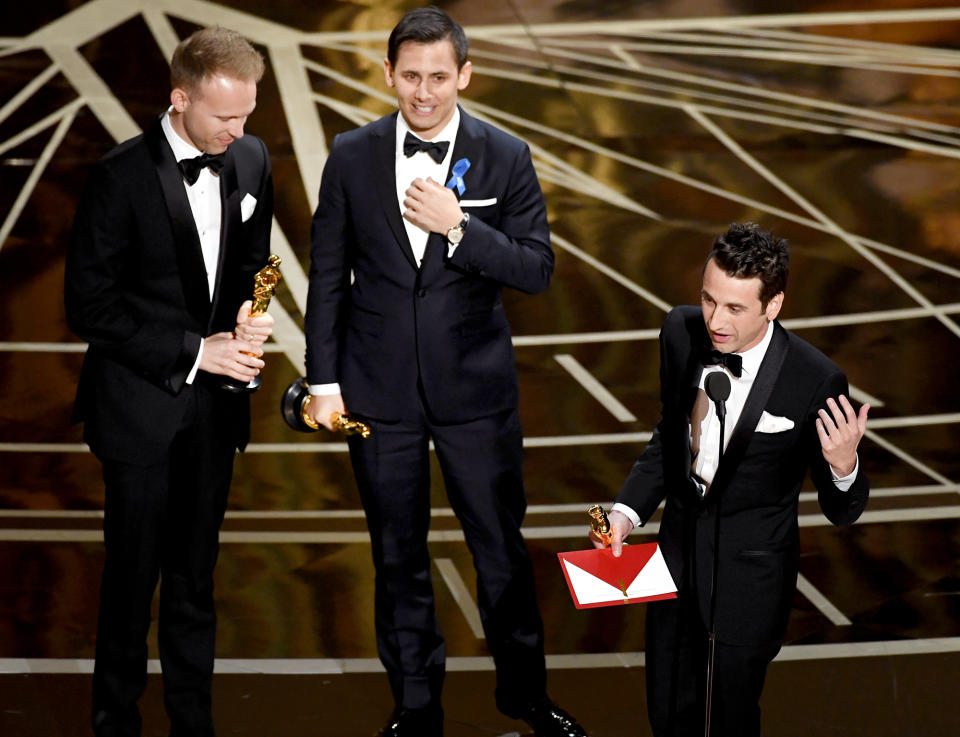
[
  {"xmin": 736, "ymin": 320, "xmax": 775, "ymax": 379},
  {"xmin": 161, "ymin": 108, "xmax": 203, "ymax": 162},
  {"xmin": 395, "ymin": 106, "xmax": 461, "ymax": 154}
]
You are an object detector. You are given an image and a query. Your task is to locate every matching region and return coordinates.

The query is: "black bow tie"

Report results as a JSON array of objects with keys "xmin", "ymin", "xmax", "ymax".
[
  {"xmin": 177, "ymin": 152, "xmax": 226, "ymax": 185},
  {"xmin": 701, "ymin": 348, "xmax": 743, "ymax": 378},
  {"xmin": 403, "ymin": 132, "xmax": 449, "ymax": 164}
]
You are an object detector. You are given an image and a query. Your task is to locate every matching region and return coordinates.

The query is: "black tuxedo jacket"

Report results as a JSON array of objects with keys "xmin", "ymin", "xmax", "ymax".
[
  {"xmin": 304, "ymin": 108, "xmax": 552, "ymax": 422},
  {"xmin": 617, "ymin": 306, "xmax": 869, "ymax": 646},
  {"xmin": 66, "ymin": 118, "xmax": 273, "ymax": 464}
]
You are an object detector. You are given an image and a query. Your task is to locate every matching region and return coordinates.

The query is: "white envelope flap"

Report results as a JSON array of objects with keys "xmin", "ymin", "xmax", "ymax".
[
  {"xmin": 562, "ymin": 560, "xmax": 627, "ymax": 606},
  {"xmin": 625, "ymin": 545, "xmax": 677, "ymax": 598}
]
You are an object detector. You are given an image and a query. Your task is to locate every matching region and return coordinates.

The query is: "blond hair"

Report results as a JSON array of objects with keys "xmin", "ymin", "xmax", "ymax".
[{"xmin": 170, "ymin": 26, "xmax": 265, "ymax": 95}]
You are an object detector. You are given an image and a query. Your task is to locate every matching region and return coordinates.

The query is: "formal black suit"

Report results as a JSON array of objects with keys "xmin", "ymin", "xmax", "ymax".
[
  {"xmin": 617, "ymin": 306, "xmax": 869, "ymax": 737},
  {"xmin": 304, "ymin": 108, "xmax": 553, "ymax": 717},
  {"xmin": 66, "ymin": 117, "xmax": 272, "ymax": 737}
]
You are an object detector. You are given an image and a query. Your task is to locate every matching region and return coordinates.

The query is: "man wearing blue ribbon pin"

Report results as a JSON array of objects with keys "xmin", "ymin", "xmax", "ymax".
[{"xmin": 303, "ymin": 7, "xmax": 587, "ymax": 737}]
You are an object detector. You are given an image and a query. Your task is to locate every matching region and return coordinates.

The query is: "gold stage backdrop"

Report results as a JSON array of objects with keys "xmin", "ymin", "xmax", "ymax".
[{"xmin": 0, "ymin": 2, "xmax": 958, "ymax": 737}]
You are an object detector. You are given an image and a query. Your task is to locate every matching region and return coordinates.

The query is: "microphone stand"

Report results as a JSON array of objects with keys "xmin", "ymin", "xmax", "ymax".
[{"xmin": 703, "ymin": 372, "xmax": 729, "ymax": 737}]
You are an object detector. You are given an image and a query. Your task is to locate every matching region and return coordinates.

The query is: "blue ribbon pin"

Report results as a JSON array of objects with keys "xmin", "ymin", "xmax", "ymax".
[{"xmin": 446, "ymin": 158, "xmax": 470, "ymax": 196}]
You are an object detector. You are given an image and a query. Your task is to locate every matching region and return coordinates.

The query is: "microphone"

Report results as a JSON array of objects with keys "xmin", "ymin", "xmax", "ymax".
[
  {"xmin": 702, "ymin": 367, "xmax": 732, "ymax": 737},
  {"xmin": 704, "ymin": 370, "xmax": 731, "ymax": 421}
]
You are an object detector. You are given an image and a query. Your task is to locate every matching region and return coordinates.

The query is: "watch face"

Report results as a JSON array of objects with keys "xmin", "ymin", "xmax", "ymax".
[{"xmin": 448, "ymin": 213, "xmax": 469, "ymax": 244}]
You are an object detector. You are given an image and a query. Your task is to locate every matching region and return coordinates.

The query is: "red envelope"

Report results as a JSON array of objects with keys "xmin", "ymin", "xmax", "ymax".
[{"xmin": 558, "ymin": 543, "xmax": 678, "ymax": 609}]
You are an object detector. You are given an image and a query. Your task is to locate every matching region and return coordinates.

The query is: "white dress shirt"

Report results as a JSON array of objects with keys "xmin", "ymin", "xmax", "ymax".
[
  {"xmin": 691, "ymin": 320, "xmax": 776, "ymax": 489},
  {"xmin": 395, "ymin": 107, "xmax": 460, "ymax": 266},
  {"xmin": 614, "ymin": 320, "xmax": 858, "ymax": 528},
  {"xmin": 309, "ymin": 110, "xmax": 461, "ymax": 398},
  {"xmin": 161, "ymin": 110, "xmax": 223, "ymax": 382}
]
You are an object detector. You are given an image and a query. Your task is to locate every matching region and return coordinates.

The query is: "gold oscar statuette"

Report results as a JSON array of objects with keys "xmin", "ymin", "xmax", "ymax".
[
  {"xmin": 223, "ymin": 254, "xmax": 282, "ymax": 393},
  {"xmin": 588, "ymin": 504, "xmax": 613, "ymax": 547},
  {"xmin": 331, "ymin": 411, "xmax": 372, "ymax": 438},
  {"xmin": 297, "ymin": 398, "xmax": 372, "ymax": 439},
  {"xmin": 249, "ymin": 254, "xmax": 282, "ymax": 317}
]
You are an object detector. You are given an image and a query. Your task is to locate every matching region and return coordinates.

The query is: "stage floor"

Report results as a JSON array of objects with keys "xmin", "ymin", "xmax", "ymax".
[{"xmin": 1, "ymin": 1, "xmax": 959, "ymax": 735}]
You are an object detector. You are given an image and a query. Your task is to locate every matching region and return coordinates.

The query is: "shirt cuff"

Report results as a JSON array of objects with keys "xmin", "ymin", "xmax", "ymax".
[
  {"xmin": 611, "ymin": 502, "xmax": 641, "ymax": 529},
  {"xmin": 309, "ymin": 382, "xmax": 341, "ymax": 396},
  {"xmin": 186, "ymin": 339, "xmax": 203, "ymax": 385},
  {"xmin": 830, "ymin": 455, "xmax": 859, "ymax": 492}
]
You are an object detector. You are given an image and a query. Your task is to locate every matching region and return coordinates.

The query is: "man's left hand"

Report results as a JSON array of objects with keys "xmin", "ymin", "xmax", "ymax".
[
  {"xmin": 816, "ymin": 394, "xmax": 869, "ymax": 477},
  {"xmin": 234, "ymin": 300, "xmax": 274, "ymax": 345},
  {"xmin": 589, "ymin": 510, "xmax": 634, "ymax": 559},
  {"xmin": 403, "ymin": 177, "xmax": 462, "ymax": 235}
]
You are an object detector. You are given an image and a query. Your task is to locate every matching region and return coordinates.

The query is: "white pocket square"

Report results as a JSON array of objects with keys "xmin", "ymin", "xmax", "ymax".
[
  {"xmin": 240, "ymin": 193, "xmax": 258, "ymax": 222},
  {"xmin": 756, "ymin": 411, "xmax": 794, "ymax": 434},
  {"xmin": 459, "ymin": 197, "xmax": 497, "ymax": 207}
]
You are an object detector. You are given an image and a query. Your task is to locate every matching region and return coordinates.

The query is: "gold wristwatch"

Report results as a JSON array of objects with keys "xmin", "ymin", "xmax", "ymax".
[{"xmin": 446, "ymin": 212, "xmax": 470, "ymax": 245}]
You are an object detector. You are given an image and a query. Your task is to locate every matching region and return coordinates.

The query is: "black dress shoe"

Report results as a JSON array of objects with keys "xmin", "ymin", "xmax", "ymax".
[
  {"xmin": 518, "ymin": 697, "xmax": 588, "ymax": 737},
  {"xmin": 375, "ymin": 707, "xmax": 443, "ymax": 737}
]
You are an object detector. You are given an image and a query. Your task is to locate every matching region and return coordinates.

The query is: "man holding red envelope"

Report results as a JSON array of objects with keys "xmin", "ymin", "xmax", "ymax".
[{"xmin": 593, "ymin": 223, "xmax": 870, "ymax": 737}]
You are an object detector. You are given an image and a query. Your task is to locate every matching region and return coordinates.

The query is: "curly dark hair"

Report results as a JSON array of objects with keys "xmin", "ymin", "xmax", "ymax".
[
  {"xmin": 707, "ymin": 223, "xmax": 789, "ymax": 307},
  {"xmin": 388, "ymin": 6, "xmax": 469, "ymax": 69}
]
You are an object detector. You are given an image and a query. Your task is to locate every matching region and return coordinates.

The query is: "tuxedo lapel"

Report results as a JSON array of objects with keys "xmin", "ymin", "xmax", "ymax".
[
  {"xmin": 145, "ymin": 119, "xmax": 210, "ymax": 326},
  {"xmin": 421, "ymin": 108, "xmax": 488, "ymax": 278},
  {"xmin": 707, "ymin": 321, "xmax": 790, "ymax": 500},
  {"xmin": 370, "ymin": 114, "xmax": 417, "ymax": 270},
  {"xmin": 445, "ymin": 107, "xmax": 487, "ymax": 199},
  {"xmin": 675, "ymin": 326, "xmax": 709, "ymax": 500},
  {"xmin": 209, "ymin": 151, "xmax": 241, "ymax": 330}
]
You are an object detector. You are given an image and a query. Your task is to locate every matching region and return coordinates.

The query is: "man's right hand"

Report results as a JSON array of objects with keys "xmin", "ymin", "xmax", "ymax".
[
  {"xmin": 590, "ymin": 509, "xmax": 635, "ymax": 558},
  {"xmin": 199, "ymin": 332, "xmax": 264, "ymax": 382},
  {"xmin": 306, "ymin": 392, "xmax": 346, "ymax": 432}
]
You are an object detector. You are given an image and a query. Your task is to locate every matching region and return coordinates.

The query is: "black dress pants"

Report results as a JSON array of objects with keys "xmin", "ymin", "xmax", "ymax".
[
  {"xmin": 92, "ymin": 385, "xmax": 236, "ymax": 737},
  {"xmin": 645, "ymin": 592, "xmax": 781, "ymax": 737},
  {"xmin": 346, "ymin": 404, "xmax": 547, "ymax": 717}
]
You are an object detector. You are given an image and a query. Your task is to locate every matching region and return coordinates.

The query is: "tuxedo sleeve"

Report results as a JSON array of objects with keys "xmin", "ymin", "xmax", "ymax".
[
  {"xmin": 614, "ymin": 310, "xmax": 688, "ymax": 523},
  {"xmin": 445, "ymin": 141, "xmax": 553, "ymax": 295},
  {"xmin": 65, "ymin": 160, "xmax": 202, "ymax": 393},
  {"xmin": 807, "ymin": 370, "xmax": 869, "ymax": 525},
  {"xmin": 304, "ymin": 136, "xmax": 351, "ymax": 385},
  {"xmin": 616, "ymin": 423, "xmax": 668, "ymax": 525}
]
